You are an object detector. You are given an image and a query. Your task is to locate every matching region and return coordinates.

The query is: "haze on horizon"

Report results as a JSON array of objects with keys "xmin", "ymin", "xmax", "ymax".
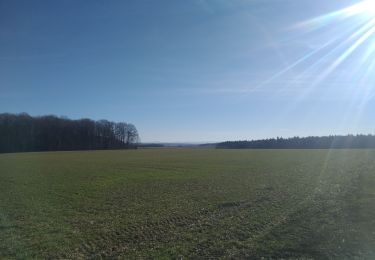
[{"xmin": 1, "ymin": 0, "xmax": 375, "ymax": 143}]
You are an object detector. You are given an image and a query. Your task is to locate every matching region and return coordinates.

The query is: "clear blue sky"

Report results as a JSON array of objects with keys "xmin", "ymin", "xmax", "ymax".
[{"xmin": 1, "ymin": 0, "xmax": 375, "ymax": 142}]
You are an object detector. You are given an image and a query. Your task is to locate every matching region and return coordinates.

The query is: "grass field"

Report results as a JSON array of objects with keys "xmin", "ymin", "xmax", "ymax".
[{"xmin": 0, "ymin": 149, "xmax": 374, "ymax": 259}]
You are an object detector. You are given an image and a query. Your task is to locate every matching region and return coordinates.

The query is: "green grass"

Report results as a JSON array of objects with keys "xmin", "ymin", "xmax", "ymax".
[{"xmin": 0, "ymin": 149, "xmax": 374, "ymax": 259}]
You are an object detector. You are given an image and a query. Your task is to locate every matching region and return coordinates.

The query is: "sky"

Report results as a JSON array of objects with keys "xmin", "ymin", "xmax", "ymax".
[{"xmin": 1, "ymin": 0, "xmax": 375, "ymax": 142}]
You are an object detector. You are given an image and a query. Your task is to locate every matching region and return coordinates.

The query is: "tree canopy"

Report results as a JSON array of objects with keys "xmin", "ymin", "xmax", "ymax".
[{"xmin": 0, "ymin": 113, "xmax": 139, "ymax": 153}]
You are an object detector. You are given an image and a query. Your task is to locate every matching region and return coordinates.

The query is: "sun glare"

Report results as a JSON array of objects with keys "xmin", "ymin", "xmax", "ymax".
[
  {"xmin": 286, "ymin": 0, "xmax": 375, "ymax": 89},
  {"xmin": 355, "ymin": 1, "xmax": 375, "ymax": 17},
  {"xmin": 331, "ymin": 0, "xmax": 375, "ymax": 18},
  {"xmin": 307, "ymin": 1, "xmax": 375, "ymax": 67},
  {"xmin": 254, "ymin": 0, "xmax": 375, "ymax": 117}
]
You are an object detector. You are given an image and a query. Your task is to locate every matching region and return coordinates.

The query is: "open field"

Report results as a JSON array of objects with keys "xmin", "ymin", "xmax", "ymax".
[{"xmin": 0, "ymin": 149, "xmax": 374, "ymax": 259}]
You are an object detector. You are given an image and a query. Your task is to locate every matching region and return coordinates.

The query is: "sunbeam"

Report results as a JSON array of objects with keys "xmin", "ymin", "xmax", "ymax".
[
  {"xmin": 262, "ymin": 0, "xmax": 375, "ymax": 106},
  {"xmin": 251, "ymin": 0, "xmax": 375, "ymax": 100},
  {"xmin": 260, "ymin": 0, "xmax": 375, "ymax": 138},
  {"xmin": 296, "ymin": 0, "xmax": 375, "ymax": 84}
]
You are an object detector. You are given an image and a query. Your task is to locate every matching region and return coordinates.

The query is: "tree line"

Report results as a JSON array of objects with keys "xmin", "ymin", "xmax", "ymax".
[
  {"xmin": 0, "ymin": 113, "xmax": 139, "ymax": 153},
  {"xmin": 216, "ymin": 135, "xmax": 375, "ymax": 149}
]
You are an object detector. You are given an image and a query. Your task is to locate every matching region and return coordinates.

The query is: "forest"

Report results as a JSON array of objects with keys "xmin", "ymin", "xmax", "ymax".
[
  {"xmin": 0, "ymin": 113, "xmax": 139, "ymax": 153},
  {"xmin": 216, "ymin": 135, "xmax": 375, "ymax": 149}
]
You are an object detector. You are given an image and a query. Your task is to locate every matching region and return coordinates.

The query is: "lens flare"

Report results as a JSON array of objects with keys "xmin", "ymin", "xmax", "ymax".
[
  {"xmin": 296, "ymin": 0, "xmax": 375, "ymax": 85},
  {"xmin": 255, "ymin": 0, "xmax": 375, "ymax": 135},
  {"xmin": 361, "ymin": 1, "xmax": 375, "ymax": 16},
  {"xmin": 267, "ymin": 0, "xmax": 375, "ymax": 95},
  {"xmin": 245, "ymin": 0, "xmax": 375, "ymax": 102}
]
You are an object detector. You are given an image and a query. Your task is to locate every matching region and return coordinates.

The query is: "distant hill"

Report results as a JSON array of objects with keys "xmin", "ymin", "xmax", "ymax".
[
  {"xmin": 198, "ymin": 143, "xmax": 217, "ymax": 148},
  {"xmin": 138, "ymin": 143, "xmax": 165, "ymax": 148},
  {"xmin": 216, "ymin": 135, "xmax": 375, "ymax": 149},
  {"xmin": 139, "ymin": 143, "xmax": 217, "ymax": 148}
]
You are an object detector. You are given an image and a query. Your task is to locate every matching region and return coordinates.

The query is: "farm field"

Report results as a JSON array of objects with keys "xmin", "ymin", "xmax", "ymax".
[{"xmin": 0, "ymin": 149, "xmax": 374, "ymax": 259}]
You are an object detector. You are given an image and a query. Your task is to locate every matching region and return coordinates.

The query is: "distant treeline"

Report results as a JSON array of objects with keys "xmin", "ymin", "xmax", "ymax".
[
  {"xmin": 216, "ymin": 135, "xmax": 375, "ymax": 149},
  {"xmin": 0, "ymin": 113, "xmax": 139, "ymax": 153}
]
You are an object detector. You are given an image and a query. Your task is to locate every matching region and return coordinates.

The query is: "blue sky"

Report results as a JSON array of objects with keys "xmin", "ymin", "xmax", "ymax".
[{"xmin": 1, "ymin": 0, "xmax": 375, "ymax": 142}]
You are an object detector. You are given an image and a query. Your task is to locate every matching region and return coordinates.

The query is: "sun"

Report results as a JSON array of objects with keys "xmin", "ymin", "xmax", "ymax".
[
  {"xmin": 255, "ymin": 0, "xmax": 375, "ymax": 97},
  {"xmin": 274, "ymin": 0, "xmax": 375, "ymax": 101},
  {"xmin": 320, "ymin": 0, "xmax": 375, "ymax": 19},
  {"xmin": 351, "ymin": 1, "xmax": 375, "ymax": 17}
]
